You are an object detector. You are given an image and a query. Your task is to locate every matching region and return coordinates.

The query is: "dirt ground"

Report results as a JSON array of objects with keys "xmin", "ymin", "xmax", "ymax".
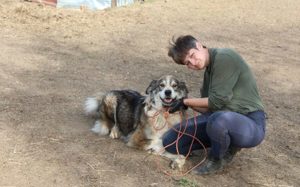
[{"xmin": 0, "ymin": 0, "xmax": 299, "ymax": 186}]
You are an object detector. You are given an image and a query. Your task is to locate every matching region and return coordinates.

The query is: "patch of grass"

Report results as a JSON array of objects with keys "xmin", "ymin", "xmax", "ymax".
[{"xmin": 176, "ymin": 178, "xmax": 199, "ymax": 187}]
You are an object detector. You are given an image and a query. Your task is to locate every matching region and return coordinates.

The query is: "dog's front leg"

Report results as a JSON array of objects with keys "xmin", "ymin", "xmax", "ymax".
[
  {"xmin": 109, "ymin": 125, "xmax": 121, "ymax": 139},
  {"xmin": 145, "ymin": 139, "xmax": 164, "ymax": 154}
]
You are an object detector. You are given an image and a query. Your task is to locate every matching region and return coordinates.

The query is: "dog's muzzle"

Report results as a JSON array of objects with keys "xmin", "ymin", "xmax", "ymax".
[{"xmin": 161, "ymin": 90, "xmax": 177, "ymax": 107}]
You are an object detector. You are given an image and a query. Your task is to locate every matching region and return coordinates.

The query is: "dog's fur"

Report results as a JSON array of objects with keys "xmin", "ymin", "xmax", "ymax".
[{"xmin": 84, "ymin": 75, "xmax": 189, "ymax": 169}]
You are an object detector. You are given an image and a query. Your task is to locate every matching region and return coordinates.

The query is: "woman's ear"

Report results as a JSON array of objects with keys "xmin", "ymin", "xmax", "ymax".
[{"xmin": 195, "ymin": 42, "xmax": 202, "ymax": 50}]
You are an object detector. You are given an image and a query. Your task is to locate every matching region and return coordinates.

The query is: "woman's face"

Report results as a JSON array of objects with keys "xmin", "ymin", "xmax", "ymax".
[{"xmin": 183, "ymin": 42, "xmax": 209, "ymax": 70}]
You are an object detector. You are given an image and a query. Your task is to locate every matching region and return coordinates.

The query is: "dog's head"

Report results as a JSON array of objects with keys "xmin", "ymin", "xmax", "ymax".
[{"xmin": 145, "ymin": 75, "xmax": 188, "ymax": 109}]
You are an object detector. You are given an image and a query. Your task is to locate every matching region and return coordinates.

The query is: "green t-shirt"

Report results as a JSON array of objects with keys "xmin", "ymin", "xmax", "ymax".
[{"xmin": 201, "ymin": 48, "xmax": 264, "ymax": 114}]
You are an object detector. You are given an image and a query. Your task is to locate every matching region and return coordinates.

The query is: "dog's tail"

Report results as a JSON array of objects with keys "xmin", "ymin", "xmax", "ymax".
[{"xmin": 84, "ymin": 92, "xmax": 105, "ymax": 117}]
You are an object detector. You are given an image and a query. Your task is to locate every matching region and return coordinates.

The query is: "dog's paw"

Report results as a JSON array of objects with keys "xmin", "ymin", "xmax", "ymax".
[
  {"xmin": 169, "ymin": 156, "xmax": 186, "ymax": 171},
  {"xmin": 120, "ymin": 135, "xmax": 130, "ymax": 143},
  {"xmin": 145, "ymin": 139, "xmax": 164, "ymax": 154},
  {"xmin": 109, "ymin": 126, "xmax": 121, "ymax": 139},
  {"xmin": 145, "ymin": 145, "xmax": 161, "ymax": 155},
  {"xmin": 147, "ymin": 148, "xmax": 154, "ymax": 154},
  {"xmin": 146, "ymin": 148, "xmax": 160, "ymax": 155}
]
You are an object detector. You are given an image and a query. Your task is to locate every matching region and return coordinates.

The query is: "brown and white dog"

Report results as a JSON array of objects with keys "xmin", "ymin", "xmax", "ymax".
[{"xmin": 84, "ymin": 75, "xmax": 189, "ymax": 169}]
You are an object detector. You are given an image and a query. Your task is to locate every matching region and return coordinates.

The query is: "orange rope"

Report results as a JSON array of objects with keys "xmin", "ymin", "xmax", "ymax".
[{"xmin": 149, "ymin": 109, "xmax": 208, "ymax": 177}]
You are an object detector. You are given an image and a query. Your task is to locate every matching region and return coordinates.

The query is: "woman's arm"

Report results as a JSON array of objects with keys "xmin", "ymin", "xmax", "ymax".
[
  {"xmin": 183, "ymin": 97, "xmax": 209, "ymax": 108},
  {"xmin": 182, "ymin": 98, "xmax": 209, "ymax": 113}
]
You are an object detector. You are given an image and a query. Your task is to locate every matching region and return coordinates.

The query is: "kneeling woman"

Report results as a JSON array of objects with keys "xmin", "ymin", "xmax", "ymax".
[{"xmin": 164, "ymin": 35, "xmax": 266, "ymax": 175}]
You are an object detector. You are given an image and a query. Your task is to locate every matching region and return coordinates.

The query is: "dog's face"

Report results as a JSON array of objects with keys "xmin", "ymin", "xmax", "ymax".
[{"xmin": 145, "ymin": 75, "xmax": 188, "ymax": 108}]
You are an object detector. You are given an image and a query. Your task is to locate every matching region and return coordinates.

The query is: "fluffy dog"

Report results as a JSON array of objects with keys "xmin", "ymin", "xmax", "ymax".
[
  {"xmin": 84, "ymin": 75, "xmax": 189, "ymax": 169},
  {"xmin": 85, "ymin": 90, "xmax": 144, "ymax": 139}
]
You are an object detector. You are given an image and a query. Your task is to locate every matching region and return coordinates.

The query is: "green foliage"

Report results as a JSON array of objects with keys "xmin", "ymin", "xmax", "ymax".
[{"xmin": 177, "ymin": 178, "xmax": 199, "ymax": 187}]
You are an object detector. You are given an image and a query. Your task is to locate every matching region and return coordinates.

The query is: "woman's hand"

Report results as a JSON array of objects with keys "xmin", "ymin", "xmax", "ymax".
[{"xmin": 169, "ymin": 98, "xmax": 188, "ymax": 113}]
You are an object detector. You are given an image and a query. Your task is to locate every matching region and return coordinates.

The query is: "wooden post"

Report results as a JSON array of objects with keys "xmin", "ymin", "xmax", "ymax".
[{"xmin": 111, "ymin": 0, "xmax": 117, "ymax": 7}]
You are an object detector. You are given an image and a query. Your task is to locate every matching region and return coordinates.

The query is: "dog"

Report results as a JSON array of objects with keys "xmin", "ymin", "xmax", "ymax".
[{"xmin": 84, "ymin": 75, "xmax": 189, "ymax": 169}]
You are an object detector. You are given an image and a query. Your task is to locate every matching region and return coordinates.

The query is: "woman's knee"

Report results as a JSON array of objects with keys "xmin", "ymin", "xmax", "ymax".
[{"xmin": 206, "ymin": 112, "xmax": 230, "ymax": 135}]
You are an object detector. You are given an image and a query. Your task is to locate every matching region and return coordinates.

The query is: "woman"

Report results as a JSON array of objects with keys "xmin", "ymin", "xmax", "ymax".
[{"xmin": 163, "ymin": 35, "xmax": 266, "ymax": 175}]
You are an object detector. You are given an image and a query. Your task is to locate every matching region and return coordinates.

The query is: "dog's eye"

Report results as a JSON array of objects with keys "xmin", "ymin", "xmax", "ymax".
[
  {"xmin": 172, "ymin": 84, "xmax": 178, "ymax": 88},
  {"xmin": 159, "ymin": 83, "xmax": 165, "ymax": 88}
]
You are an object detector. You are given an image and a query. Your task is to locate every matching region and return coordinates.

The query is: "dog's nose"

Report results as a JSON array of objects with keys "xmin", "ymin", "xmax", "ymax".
[{"xmin": 165, "ymin": 90, "xmax": 172, "ymax": 97}]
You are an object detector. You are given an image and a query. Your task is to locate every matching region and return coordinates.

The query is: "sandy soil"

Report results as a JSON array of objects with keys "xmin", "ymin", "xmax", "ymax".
[{"xmin": 0, "ymin": 0, "xmax": 299, "ymax": 186}]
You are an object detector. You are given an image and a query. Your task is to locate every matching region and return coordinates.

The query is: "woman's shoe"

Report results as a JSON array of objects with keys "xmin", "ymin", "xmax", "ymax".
[
  {"xmin": 222, "ymin": 146, "xmax": 241, "ymax": 165},
  {"xmin": 191, "ymin": 157, "xmax": 223, "ymax": 175}
]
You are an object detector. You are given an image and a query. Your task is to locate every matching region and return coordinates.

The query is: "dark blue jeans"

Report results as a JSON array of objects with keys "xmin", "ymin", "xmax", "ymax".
[{"xmin": 162, "ymin": 110, "xmax": 266, "ymax": 159}]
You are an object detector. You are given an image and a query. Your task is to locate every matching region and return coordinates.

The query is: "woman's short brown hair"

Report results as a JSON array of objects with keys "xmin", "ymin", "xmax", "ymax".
[{"xmin": 168, "ymin": 35, "xmax": 198, "ymax": 65}]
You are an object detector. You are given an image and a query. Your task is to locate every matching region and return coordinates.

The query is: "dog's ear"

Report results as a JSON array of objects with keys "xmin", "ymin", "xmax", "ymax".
[
  {"xmin": 179, "ymin": 81, "xmax": 189, "ymax": 96},
  {"xmin": 145, "ymin": 80, "xmax": 158, "ymax": 94}
]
